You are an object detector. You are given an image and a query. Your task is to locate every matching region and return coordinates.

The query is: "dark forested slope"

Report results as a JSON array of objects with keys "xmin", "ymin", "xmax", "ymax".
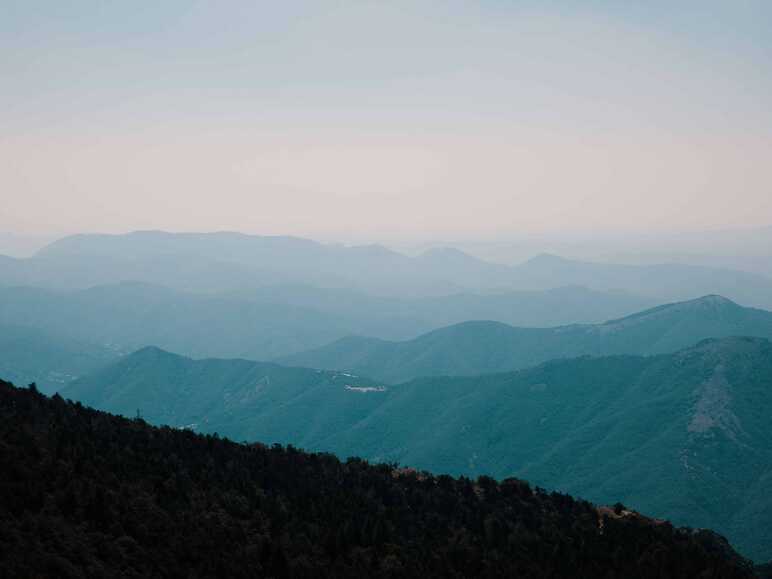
[
  {"xmin": 0, "ymin": 379, "xmax": 755, "ymax": 578},
  {"xmin": 66, "ymin": 337, "xmax": 772, "ymax": 562}
]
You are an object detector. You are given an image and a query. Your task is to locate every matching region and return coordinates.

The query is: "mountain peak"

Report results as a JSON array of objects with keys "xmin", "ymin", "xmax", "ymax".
[
  {"xmin": 522, "ymin": 253, "xmax": 572, "ymax": 266},
  {"xmin": 691, "ymin": 294, "xmax": 737, "ymax": 307},
  {"xmin": 348, "ymin": 244, "xmax": 402, "ymax": 258},
  {"xmin": 421, "ymin": 246, "xmax": 469, "ymax": 257},
  {"xmin": 663, "ymin": 294, "xmax": 741, "ymax": 313},
  {"xmin": 604, "ymin": 294, "xmax": 742, "ymax": 327},
  {"xmin": 129, "ymin": 345, "xmax": 183, "ymax": 361},
  {"xmin": 419, "ymin": 247, "xmax": 474, "ymax": 260}
]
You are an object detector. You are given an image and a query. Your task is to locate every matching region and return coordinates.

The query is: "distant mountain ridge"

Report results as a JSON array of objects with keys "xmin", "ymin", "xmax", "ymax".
[
  {"xmin": 512, "ymin": 253, "xmax": 772, "ymax": 307},
  {"xmin": 61, "ymin": 337, "xmax": 772, "ymax": 561},
  {"xmin": 1, "ymin": 230, "xmax": 771, "ymax": 306},
  {"xmin": 1, "ymin": 231, "xmax": 477, "ymax": 296},
  {"xmin": 0, "ymin": 282, "xmax": 658, "ymax": 366},
  {"xmin": 279, "ymin": 294, "xmax": 772, "ymax": 382}
]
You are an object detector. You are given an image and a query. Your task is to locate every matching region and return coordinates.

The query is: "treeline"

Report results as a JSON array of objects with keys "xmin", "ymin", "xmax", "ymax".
[{"xmin": 0, "ymin": 379, "xmax": 757, "ymax": 578}]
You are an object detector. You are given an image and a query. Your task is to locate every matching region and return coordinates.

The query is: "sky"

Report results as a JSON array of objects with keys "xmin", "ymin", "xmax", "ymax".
[{"xmin": 2, "ymin": 0, "xmax": 771, "ymax": 243}]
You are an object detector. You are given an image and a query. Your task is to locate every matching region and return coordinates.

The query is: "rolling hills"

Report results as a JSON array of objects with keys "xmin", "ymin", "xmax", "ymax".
[
  {"xmin": 280, "ymin": 295, "xmax": 772, "ymax": 382},
  {"xmin": 62, "ymin": 336, "xmax": 772, "ymax": 561},
  {"xmin": 1, "ymin": 379, "xmax": 755, "ymax": 577},
  {"xmin": 0, "ymin": 282, "xmax": 657, "ymax": 361}
]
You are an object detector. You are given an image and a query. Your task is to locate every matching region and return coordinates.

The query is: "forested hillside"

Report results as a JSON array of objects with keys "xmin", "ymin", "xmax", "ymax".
[
  {"xmin": 65, "ymin": 337, "xmax": 772, "ymax": 561},
  {"xmin": 63, "ymin": 346, "xmax": 388, "ymax": 440},
  {"xmin": 0, "ymin": 380, "xmax": 756, "ymax": 578}
]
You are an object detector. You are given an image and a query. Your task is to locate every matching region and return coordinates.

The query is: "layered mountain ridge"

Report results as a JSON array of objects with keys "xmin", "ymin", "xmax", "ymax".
[
  {"xmin": 2, "ymin": 231, "xmax": 771, "ymax": 307},
  {"xmin": 280, "ymin": 295, "xmax": 772, "ymax": 383},
  {"xmin": 0, "ymin": 282, "xmax": 657, "ymax": 384}
]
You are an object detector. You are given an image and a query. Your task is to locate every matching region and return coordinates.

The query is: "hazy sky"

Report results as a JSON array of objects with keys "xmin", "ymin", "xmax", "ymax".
[{"xmin": 2, "ymin": 1, "xmax": 771, "ymax": 242}]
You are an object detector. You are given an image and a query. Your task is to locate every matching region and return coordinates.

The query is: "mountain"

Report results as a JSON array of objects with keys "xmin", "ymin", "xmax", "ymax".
[
  {"xmin": 400, "ymin": 285, "xmax": 657, "ymax": 329},
  {"xmin": 312, "ymin": 337, "xmax": 772, "ymax": 563},
  {"xmin": 62, "ymin": 346, "xmax": 389, "ymax": 438},
  {"xmin": 0, "ymin": 324, "xmax": 118, "ymax": 393},
  {"xmin": 0, "ymin": 282, "xmax": 657, "ymax": 360},
  {"xmin": 280, "ymin": 295, "xmax": 772, "ymax": 383},
  {"xmin": 2, "ymin": 230, "xmax": 772, "ymax": 306},
  {"xmin": 451, "ymin": 225, "xmax": 772, "ymax": 277},
  {"xmin": 0, "ymin": 283, "xmax": 358, "ymax": 360},
  {"xmin": 0, "ymin": 232, "xmax": 55, "ymax": 258},
  {"xmin": 64, "ymin": 337, "xmax": 772, "ymax": 561},
  {"xmin": 511, "ymin": 254, "xmax": 772, "ymax": 309},
  {"xmin": 237, "ymin": 283, "xmax": 658, "ymax": 332},
  {"xmin": 0, "ymin": 231, "xmax": 480, "ymax": 296},
  {"xmin": 0, "ymin": 379, "xmax": 755, "ymax": 577}
]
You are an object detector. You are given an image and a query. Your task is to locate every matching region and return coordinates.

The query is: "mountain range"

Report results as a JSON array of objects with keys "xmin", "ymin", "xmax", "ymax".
[
  {"xmin": 0, "ymin": 282, "xmax": 656, "ymax": 368},
  {"xmin": 280, "ymin": 295, "xmax": 772, "ymax": 383},
  {"xmin": 2, "ymin": 231, "xmax": 772, "ymax": 307},
  {"xmin": 4, "ymin": 230, "xmax": 772, "ymax": 565},
  {"xmin": 8, "ymin": 289, "xmax": 769, "ymax": 408},
  {"xmin": 5, "ymin": 290, "xmax": 770, "ymax": 394},
  {"xmin": 62, "ymin": 336, "xmax": 772, "ymax": 561}
]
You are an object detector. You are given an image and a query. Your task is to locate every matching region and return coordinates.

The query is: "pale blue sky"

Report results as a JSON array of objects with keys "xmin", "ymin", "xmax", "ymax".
[{"xmin": 2, "ymin": 1, "xmax": 771, "ymax": 240}]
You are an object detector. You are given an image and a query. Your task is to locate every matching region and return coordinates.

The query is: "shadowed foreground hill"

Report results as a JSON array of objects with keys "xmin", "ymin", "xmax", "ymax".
[
  {"xmin": 0, "ymin": 380, "xmax": 755, "ymax": 578},
  {"xmin": 280, "ymin": 295, "xmax": 772, "ymax": 383}
]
